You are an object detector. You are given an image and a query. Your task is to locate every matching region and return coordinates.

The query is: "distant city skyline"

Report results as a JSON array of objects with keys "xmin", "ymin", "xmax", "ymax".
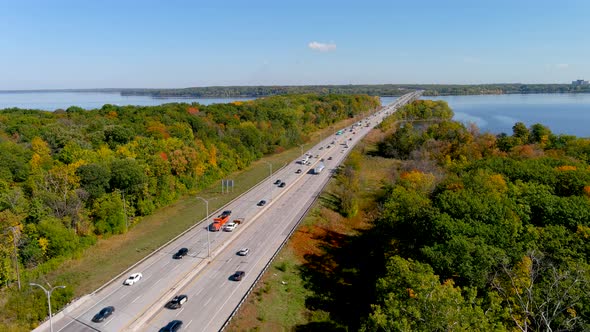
[{"xmin": 1, "ymin": 0, "xmax": 589, "ymax": 90}]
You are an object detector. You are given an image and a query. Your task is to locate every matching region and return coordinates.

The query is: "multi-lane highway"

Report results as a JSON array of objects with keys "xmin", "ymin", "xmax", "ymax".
[{"xmin": 37, "ymin": 91, "xmax": 421, "ymax": 332}]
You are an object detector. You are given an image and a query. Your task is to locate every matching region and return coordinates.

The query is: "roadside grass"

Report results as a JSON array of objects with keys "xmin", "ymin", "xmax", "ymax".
[
  {"xmin": 227, "ymin": 125, "xmax": 396, "ymax": 331},
  {"xmin": 1, "ymin": 111, "xmax": 375, "ymax": 331}
]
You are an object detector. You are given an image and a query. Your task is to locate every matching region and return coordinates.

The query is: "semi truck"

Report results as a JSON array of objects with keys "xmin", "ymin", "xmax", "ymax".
[{"xmin": 210, "ymin": 210, "xmax": 232, "ymax": 231}]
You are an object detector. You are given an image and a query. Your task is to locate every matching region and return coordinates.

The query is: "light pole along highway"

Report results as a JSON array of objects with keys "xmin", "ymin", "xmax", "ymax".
[
  {"xmin": 29, "ymin": 282, "xmax": 66, "ymax": 332},
  {"xmin": 195, "ymin": 196, "xmax": 211, "ymax": 257},
  {"xmin": 262, "ymin": 161, "xmax": 273, "ymax": 201}
]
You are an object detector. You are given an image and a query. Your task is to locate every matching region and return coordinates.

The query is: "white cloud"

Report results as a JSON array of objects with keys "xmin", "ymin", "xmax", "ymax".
[
  {"xmin": 556, "ymin": 63, "xmax": 569, "ymax": 69},
  {"xmin": 308, "ymin": 41, "xmax": 336, "ymax": 52}
]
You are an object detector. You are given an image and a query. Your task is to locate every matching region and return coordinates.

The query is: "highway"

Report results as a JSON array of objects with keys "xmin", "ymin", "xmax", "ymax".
[{"xmin": 37, "ymin": 91, "xmax": 421, "ymax": 332}]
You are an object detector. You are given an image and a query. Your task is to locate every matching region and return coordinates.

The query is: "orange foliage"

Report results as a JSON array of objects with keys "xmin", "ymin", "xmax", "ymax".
[
  {"xmin": 107, "ymin": 111, "xmax": 118, "ymax": 118},
  {"xmin": 208, "ymin": 145, "xmax": 217, "ymax": 167},
  {"xmin": 511, "ymin": 144, "xmax": 543, "ymax": 158},
  {"xmin": 407, "ymin": 288, "xmax": 416, "ymax": 298},
  {"xmin": 399, "ymin": 170, "xmax": 436, "ymax": 193},
  {"xmin": 584, "ymin": 186, "xmax": 590, "ymax": 198},
  {"xmin": 556, "ymin": 165, "xmax": 577, "ymax": 171},
  {"xmin": 446, "ymin": 182, "xmax": 464, "ymax": 191},
  {"xmin": 187, "ymin": 107, "xmax": 199, "ymax": 114},
  {"xmin": 232, "ymin": 101, "xmax": 243, "ymax": 106},
  {"xmin": 488, "ymin": 174, "xmax": 508, "ymax": 193},
  {"xmin": 146, "ymin": 121, "xmax": 170, "ymax": 139},
  {"xmin": 159, "ymin": 152, "xmax": 168, "ymax": 161}
]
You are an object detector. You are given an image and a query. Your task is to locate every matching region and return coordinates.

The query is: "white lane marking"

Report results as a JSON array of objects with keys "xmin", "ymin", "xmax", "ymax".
[
  {"xmin": 186, "ymin": 320, "xmax": 193, "ymax": 329},
  {"xmin": 119, "ymin": 291, "xmax": 130, "ymax": 300},
  {"xmin": 104, "ymin": 317, "xmax": 115, "ymax": 326},
  {"xmin": 194, "ymin": 288, "xmax": 203, "ymax": 296},
  {"xmin": 171, "ymin": 263, "xmax": 181, "ymax": 271},
  {"xmin": 132, "ymin": 295, "xmax": 142, "ymax": 303},
  {"xmin": 58, "ymin": 284, "xmax": 124, "ymax": 332},
  {"xmin": 204, "ymin": 297, "xmax": 212, "ymax": 306},
  {"xmin": 175, "ymin": 307, "xmax": 185, "ymax": 317},
  {"xmin": 155, "ymin": 277, "xmax": 163, "ymax": 285}
]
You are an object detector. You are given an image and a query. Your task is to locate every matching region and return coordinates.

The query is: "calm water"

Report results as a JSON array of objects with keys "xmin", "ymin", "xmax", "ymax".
[
  {"xmin": 383, "ymin": 94, "xmax": 590, "ymax": 138},
  {"xmin": 1, "ymin": 92, "xmax": 589, "ymax": 138},
  {"xmin": 0, "ymin": 91, "xmax": 254, "ymax": 111}
]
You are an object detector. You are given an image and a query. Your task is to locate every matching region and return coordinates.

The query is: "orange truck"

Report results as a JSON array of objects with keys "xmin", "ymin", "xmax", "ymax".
[{"xmin": 209, "ymin": 210, "xmax": 232, "ymax": 231}]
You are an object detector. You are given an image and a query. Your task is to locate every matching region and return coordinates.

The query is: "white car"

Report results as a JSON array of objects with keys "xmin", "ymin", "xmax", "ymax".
[
  {"xmin": 237, "ymin": 248, "xmax": 250, "ymax": 256},
  {"xmin": 124, "ymin": 273, "xmax": 142, "ymax": 285},
  {"xmin": 224, "ymin": 222, "xmax": 237, "ymax": 232}
]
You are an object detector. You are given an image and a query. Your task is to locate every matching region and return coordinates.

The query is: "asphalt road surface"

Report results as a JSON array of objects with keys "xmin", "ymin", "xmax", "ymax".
[{"xmin": 40, "ymin": 91, "xmax": 421, "ymax": 332}]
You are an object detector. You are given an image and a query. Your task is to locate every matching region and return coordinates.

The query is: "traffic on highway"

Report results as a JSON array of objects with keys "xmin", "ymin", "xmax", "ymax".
[{"xmin": 38, "ymin": 91, "xmax": 421, "ymax": 332}]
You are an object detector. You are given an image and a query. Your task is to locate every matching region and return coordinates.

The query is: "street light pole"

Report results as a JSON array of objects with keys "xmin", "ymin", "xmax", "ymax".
[
  {"xmin": 262, "ymin": 161, "xmax": 273, "ymax": 201},
  {"xmin": 29, "ymin": 282, "xmax": 65, "ymax": 332},
  {"xmin": 195, "ymin": 197, "xmax": 210, "ymax": 258}
]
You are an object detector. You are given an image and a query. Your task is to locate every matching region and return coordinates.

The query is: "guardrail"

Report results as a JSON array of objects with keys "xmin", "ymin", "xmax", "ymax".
[
  {"xmin": 33, "ymin": 163, "xmax": 290, "ymax": 332},
  {"xmin": 218, "ymin": 92, "xmax": 418, "ymax": 331}
]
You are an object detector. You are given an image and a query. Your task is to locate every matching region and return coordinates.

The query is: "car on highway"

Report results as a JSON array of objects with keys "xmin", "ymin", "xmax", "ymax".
[
  {"xmin": 237, "ymin": 248, "xmax": 250, "ymax": 256},
  {"xmin": 278, "ymin": 182, "xmax": 286, "ymax": 188},
  {"xmin": 232, "ymin": 271, "xmax": 246, "ymax": 281},
  {"xmin": 124, "ymin": 273, "xmax": 142, "ymax": 285},
  {"xmin": 274, "ymin": 179, "xmax": 282, "ymax": 185},
  {"xmin": 160, "ymin": 320, "xmax": 183, "ymax": 332},
  {"xmin": 173, "ymin": 248, "xmax": 188, "ymax": 259},
  {"xmin": 319, "ymin": 147, "xmax": 323, "ymax": 150},
  {"xmin": 328, "ymin": 156, "xmax": 333, "ymax": 160},
  {"xmin": 166, "ymin": 295, "xmax": 188, "ymax": 309},
  {"xmin": 295, "ymin": 169, "xmax": 302, "ymax": 174},
  {"xmin": 219, "ymin": 210, "xmax": 232, "ymax": 218},
  {"xmin": 257, "ymin": 200, "xmax": 267, "ymax": 206},
  {"xmin": 92, "ymin": 306, "xmax": 115, "ymax": 323},
  {"xmin": 224, "ymin": 221, "xmax": 237, "ymax": 232}
]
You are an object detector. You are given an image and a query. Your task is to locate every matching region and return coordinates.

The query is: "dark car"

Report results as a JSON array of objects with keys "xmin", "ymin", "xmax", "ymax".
[
  {"xmin": 295, "ymin": 169, "xmax": 302, "ymax": 174},
  {"xmin": 92, "ymin": 306, "xmax": 115, "ymax": 323},
  {"xmin": 257, "ymin": 200, "xmax": 267, "ymax": 206},
  {"xmin": 219, "ymin": 210, "xmax": 232, "ymax": 218},
  {"xmin": 232, "ymin": 271, "xmax": 246, "ymax": 281},
  {"xmin": 166, "ymin": 295, "xmax": 188, "ymax": 309},
  {"xmin": 160, "ymin": 320, "xmax": 183, "ymax": 332},
  {"xmin": 274, "ymin": 179, "xmax": 281, "ymax": 185},
  {"xmin": 173, "ymin": 248, "xmax": 188, "ymax": 259},
  {"xmin": 328, "ymin": 156, "xmax": 332, "ymax": 160},
  {"xmin": 278, "ymin": 182, "xmax": 286, "ymax": 188}
]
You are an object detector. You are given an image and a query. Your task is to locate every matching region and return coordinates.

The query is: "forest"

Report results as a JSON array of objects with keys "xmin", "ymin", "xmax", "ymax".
[
  {"xmin": 0, "ymin": 93, "xmax": 380, "ymax": 327},
  {"xmin": 118, "ymin": 83, "xmax": 590, "ymax": 98},
  {"xmin": 362, "ymin": 100, "xmax": 590, "ymax": 331}
]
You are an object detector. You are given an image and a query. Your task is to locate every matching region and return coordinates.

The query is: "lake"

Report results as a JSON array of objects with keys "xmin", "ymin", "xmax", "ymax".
[
  {"xmin": 383, "ymin": 94, "xmax": 590, "ymax": 138},
  {"xmin": 1, "ymin": 92, "xmax": 589, "ymax": 138},
  {"xmin": 0, "ymin": 91, "xmax": 254, "ymax": 111}
]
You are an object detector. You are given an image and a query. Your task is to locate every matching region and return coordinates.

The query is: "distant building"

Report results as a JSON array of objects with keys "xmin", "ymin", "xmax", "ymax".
[{"xmin": 572, "ymin": 79, "xmax": 589, "ymax": 86}]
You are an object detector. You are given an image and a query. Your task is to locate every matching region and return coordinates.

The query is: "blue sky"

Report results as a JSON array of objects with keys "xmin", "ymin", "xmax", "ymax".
[{"xmin": 1, "ymin": 0, "xmax": 589, "ymax": 89}]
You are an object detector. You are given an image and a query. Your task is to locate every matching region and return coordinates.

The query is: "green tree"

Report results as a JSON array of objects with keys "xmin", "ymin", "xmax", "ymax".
[
  {"xmin": 76, "ymin": 163, "xmax": 111, "ymax": 200},
  {"xmin": 363, "ymin": 256, "xmax": 502, "ymax": 332},
  {"xmin": 92, "ymin": 193, "xmax": 126, "ymax": 235}
]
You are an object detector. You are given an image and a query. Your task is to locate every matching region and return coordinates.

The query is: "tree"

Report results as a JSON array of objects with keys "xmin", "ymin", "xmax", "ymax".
[
  {"xmin": 92, "ymin": 193, "xmax": 126, "ymax": 235},
  {"xmin": 512, "ymin": 122, "xmax": 529, "ymax": 145},
  {"xmin": 76, "ymin": 163, "xmax": 111, "ymax": 200},
  {"xmin": 492, "ymin": 252, "xmax": 590, "ymax": 331},
  {"xmin": 363, "ymin": 256, "xmax": 501, "ymax": 332},
  {"xmin": 110, "ymin": 159, "xmax": 147, "ymax": 193}
]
